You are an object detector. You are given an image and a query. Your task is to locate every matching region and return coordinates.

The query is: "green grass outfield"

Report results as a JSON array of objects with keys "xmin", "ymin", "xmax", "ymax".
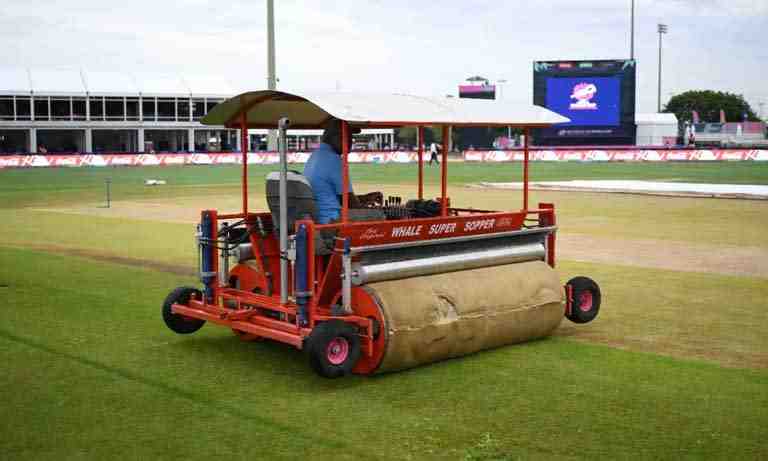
[
  {"xmin": 2, "ymin": 248, "xmax": 766, "ymax": 460},
  {"xmin": 3, "ymin": 161, "xmax": 768, "ymax": 208},
  {"xmin": 2, "ymin": 162, "xmax": 767, "ymax": 459}
]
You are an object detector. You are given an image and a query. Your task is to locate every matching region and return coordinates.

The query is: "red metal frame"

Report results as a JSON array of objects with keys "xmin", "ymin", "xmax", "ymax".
[
  {"xmin": 417, "ymin": 126, "xmax": 424, "ymax": 199},
  {"xmin": 241, "ymin": 114, "xmax": 249, "ymax": 216},
  {"xmin": 523, "ymin": 127, "xmax": 530, "ymax": 211},
  {"xmin": 564, "ymin": 284, "xmax": 574, "ymax": 317},
  {"xmin": 341, "ymin": 121, "xmax": 349, "ymax": 223},
  {"xmin": 440, "ymin": 125, "xmax": 449, "ymax": 216},
  {"xmin": 171, "ymin": 119, "xmax": 557, "ymax": 374}
]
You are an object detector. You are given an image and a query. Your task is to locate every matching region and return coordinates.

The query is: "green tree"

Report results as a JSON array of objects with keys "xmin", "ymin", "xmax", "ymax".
[{"xmin": 663, "ymin": 90, "xmax": 758, "ymax": 124}]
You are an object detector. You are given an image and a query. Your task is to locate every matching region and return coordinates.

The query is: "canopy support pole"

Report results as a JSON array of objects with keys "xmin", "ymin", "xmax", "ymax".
[
  {"xmin": 341, "ymin": 121, "xmax": 349, "ymax": 223},
  {"xmin": 440, "ymin": 124, "xmax": 449, "ymax": 216},
  {"xmin": 417, "ymin": 126, "xmax": 424, "ymax": 199},
  {"xmin": 240, "ymin": 113, "xmax": 248, "ymax": 216},
  {"xmin": 277, "ymin": 117, "xmax": 290, "ymax": 305},
  {"xmin": 523, "ymin": 126, "xmax": 530, "ymax": 211}
]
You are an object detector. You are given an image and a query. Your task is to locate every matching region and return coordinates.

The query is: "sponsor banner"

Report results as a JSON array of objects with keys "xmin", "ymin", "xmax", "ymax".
[
  {"xmin": 0, "ymin": 156, "xmax": 22, "ymax": 168},
  {"xmin": 2, "ymin": 149, "xmax": 768, "ymax": 169},
  {"xmin": 159, "ymin": 154, "xmax": 188, "ymax": 166},
  {"xmin": 108, "ymin": 155, "xmax": 138, "ymax": 166},
  {"xmin": 0, "ymin": 151, "xmax": 423, "ymax": 168},
  {"xmin": 50, "ymin": 155, "xmax": 83, "ymax": 167},
  {"xmin": 462, "ymin": 149, "xmax": 768, "ymax": 162}
]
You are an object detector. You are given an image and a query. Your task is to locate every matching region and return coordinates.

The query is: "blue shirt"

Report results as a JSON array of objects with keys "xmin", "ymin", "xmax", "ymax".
[{"xmin": 303, "ymin": 143, "xmax": 353, "ymax": 224}]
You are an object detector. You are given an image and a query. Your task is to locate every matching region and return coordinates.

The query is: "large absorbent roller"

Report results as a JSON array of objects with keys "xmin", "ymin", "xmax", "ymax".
[
  {"xmin": 355, "ymin": 261, "xmax": 565, "ymax": 373},
  {"xmin": 160, "ymin": 89, "xmax": 601, "ymax": 378},
  {"xmin": 344, "ymin": 227, "xmax": 565, "ymax": 374}
]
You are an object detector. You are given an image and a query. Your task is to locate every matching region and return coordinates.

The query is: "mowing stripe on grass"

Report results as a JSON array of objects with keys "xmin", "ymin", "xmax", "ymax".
[
  {"xmin": 3, "ymin": 245, "xmax": 768, "ymax": 459},
  {"xmin": 0, "ymin": 328, "xmax": 352, "ymax": 454}
]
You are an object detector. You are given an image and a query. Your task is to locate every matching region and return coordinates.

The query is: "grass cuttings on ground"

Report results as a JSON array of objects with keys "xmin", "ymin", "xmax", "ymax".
[{"xmin": 2, "ymin": 247, "xmax": 767, "ymax": 460}]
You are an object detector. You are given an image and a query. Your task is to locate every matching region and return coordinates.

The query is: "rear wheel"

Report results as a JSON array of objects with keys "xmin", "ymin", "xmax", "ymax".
[
  {"xmin": 565, "ymin": 277, "xmax": 601, "ymax": 324},
  {"xmin": 162, "ymin": 287, "xmax": 205, "ymax": 334},
  {"xmin": 306, "ymin": 320, "xmax": 361, "ymax": 378}
]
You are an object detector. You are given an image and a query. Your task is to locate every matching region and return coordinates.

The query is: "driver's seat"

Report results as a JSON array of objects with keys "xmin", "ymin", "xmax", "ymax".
[
  {"xmin": 265, "ymin": 171, "xmax": 336, "ymax": 255},
  {"xmin": 265, "ymin": 171, "xmax": 316, "ymax": 235}
]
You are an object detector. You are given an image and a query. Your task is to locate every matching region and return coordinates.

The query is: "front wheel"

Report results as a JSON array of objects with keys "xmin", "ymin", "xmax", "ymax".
[
  {"xmin": 565, "ymin": 277, "xmax": 601, "ymax": 324},
  {"xmin": 305, "ymin": 320, "xmax": 361, "ymax": 378},
  {"xmin": 162, "ymin": 287, "xmax": 205, "ymax": 334}
]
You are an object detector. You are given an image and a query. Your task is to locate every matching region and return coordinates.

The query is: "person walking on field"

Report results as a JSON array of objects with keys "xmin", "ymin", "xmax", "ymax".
[{"xmin": 429, "ymin": 142, "xmax": 440, "ymax": 166}]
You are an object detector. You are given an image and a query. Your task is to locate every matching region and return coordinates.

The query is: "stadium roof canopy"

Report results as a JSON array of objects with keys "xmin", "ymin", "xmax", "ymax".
[{"xmin": 0, "ymin": 67, "xmax": 242, "ymax": 97}]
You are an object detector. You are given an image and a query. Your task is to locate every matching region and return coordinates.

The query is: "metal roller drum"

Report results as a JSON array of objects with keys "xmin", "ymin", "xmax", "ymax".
[
  {"xmin": 362, "ymin": 260, "xmax": 564, "ymax": 373},
  {"xmin": 351, "ymin": 242, "xmax": 545, "ymax": 286}
]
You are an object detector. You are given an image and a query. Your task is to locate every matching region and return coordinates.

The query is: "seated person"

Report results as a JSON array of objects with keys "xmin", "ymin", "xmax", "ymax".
[{"xmin": 303, "ymin": 118, "xmax": 382, "ymax": 224}]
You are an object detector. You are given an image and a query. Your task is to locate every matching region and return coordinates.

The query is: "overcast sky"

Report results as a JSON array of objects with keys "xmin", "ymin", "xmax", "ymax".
[{"xmin": 2, "ymin": 0, "xmax": 766, "ymax": 115}]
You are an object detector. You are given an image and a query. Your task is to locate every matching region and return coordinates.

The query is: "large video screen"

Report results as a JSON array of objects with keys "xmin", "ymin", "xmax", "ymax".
[
  {"xmin": 533, "ymin": 59, "xmax": 636, "ymax": 145},
  {"xmin": 545, "ymin": 76, "xmax": 620, "ymax": 126}
]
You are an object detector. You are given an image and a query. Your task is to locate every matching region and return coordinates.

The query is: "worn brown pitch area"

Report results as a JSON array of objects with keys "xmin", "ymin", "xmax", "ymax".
[
  {"xmin": 35, "ymin": 195, "xmax": 768, "ymax": 279},
  {"xmin": 558, "ymin": 233, "xmax": 768, "ymax": 278}
]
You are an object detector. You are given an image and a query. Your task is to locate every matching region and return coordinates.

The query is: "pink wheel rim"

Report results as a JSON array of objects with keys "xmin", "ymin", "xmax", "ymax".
[
  {"xmin": 578, "ymin": 291, "xmax": 594, "ymax": 312},
  {"xmin": 326, "ymin": 337, "xmax": 350, "ymax": 365}
]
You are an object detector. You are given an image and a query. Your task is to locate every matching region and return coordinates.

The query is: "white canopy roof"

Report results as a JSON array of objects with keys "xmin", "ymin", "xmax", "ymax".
[
  {"xmin": 0, "ymin": 67, "xmax": 31, "ymax": 95},
  {"xmin": 202, "ymin": 90, "xmax": 570, "ymax": 129},
  {"xmin": 248, "ymin": 128, "xmax": 392, "ymax": 135},
  {"xmin": 27, "ymin": 68, "xmax": 85, "ymax": 95},
  {"xmin": 635, "ymin": 112, "xmax": 678, "ymax": 125},
  {"xmin": 0, "ymin": 67, "xmax": 240, "ymax": 97},
  {"xmin": 84, "ymin": 70, "xmax": 140, "ymax": 96}
]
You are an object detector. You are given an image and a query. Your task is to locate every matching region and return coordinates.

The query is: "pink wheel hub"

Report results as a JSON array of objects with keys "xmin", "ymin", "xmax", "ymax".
[
  {"xmin": 578, "ymin": 291, "xmax": 594, "ymax": 312},
  {"xmin": 326, "ymin": 337, "xmax": 350, "ymax": 365}
]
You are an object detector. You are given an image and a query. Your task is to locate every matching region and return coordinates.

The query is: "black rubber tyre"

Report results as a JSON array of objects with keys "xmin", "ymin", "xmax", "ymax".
[
  {"xmin": 305, "ymin": 320, "xmax": 361, "ymax": 378},
  {"xmin": 565, "ymin": 276, "xmax": 601, "ymax": 324},
  {"xmin": 162, "ymin": 287, "xmax": 205, "ymax": 334}
]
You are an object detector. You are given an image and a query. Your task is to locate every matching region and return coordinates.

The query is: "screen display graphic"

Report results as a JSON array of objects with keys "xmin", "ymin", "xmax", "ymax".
[{"xmin": 545, "ymin": 76, "xmax": 621, "ymax": 126}]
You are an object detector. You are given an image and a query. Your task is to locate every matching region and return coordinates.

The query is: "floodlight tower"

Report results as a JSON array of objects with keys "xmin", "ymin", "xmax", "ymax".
[
  {"xmin": 266, "ymin": 0, "xmax": 278, "ymax": 150},
  {"xmin": 267, "ymin": 0, "xmax": 276, "ymax": 90},
  {"xmin": 630, "ymin": 0, "xmax": 635, "ymax": 59},
  {"xmin": 657, "ymin": 23, "xmax": 668, "ymax": 112}
]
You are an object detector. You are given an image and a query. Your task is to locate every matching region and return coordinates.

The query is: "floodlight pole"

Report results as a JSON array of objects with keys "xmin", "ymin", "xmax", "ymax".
[
  {"xmin": 630, "ymin": 0, "xmax": 635, "ymax": 60},
  {"xmin": 657, "ymin": 23, "xmax": 668, "ymax": 113},
  {"xmin": 266, "ymin": 0, "xmax": 278, "ymax": 151},
  {"xmin": 267, "ymin": 0, "xmax": 276, "ymax": 90}
]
